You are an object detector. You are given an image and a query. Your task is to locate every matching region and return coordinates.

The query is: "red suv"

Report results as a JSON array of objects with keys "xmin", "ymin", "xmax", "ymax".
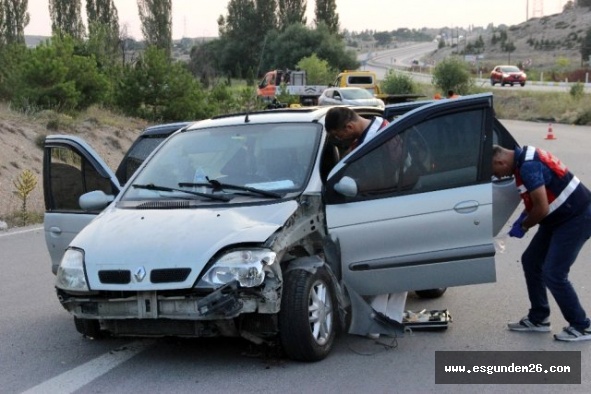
[{"xmin": 490, "ymin": 65, "xmax": 527, "ymax": 87}]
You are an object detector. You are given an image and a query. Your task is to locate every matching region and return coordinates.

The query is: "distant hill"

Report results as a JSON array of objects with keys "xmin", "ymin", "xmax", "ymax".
[
  {"xmin": 24, "ymin": 35, "xmax": 50, "ymax": 47},
  {"xmin": 426, "ymin": 6, "xmax": 590, "ymax": 72}
]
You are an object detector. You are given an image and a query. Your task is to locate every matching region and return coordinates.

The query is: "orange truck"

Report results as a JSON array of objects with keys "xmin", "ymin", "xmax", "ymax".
[{"xmin": 257, "ymin": 69, "xmax": 327, "ymax": 106}]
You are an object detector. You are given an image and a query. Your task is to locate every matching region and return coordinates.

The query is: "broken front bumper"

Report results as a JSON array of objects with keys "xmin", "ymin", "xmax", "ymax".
[{"xmin": 57, "ymin": 281, "xmax": 280, "ymax": 321}]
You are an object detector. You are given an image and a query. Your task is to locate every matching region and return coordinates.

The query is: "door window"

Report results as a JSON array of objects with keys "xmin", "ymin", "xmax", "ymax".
[
  {"xmin": 339, "ymin": 109, "xmax": 484, "ymax": 199},
  {"xmin": 47, "ymin": 146, "xmax": 114, "ymax": 211}
]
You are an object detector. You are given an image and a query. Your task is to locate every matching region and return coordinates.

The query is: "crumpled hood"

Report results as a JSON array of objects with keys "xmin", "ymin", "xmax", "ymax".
[{"xmin": 72, "ymin": 201, "xmax": 298, "ymax": 291}]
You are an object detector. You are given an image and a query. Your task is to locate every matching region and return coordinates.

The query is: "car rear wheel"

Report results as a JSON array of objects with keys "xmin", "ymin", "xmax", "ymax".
[
  {"xmin": 490, "ymin": 78, "xmax": 496, "ymax": 86},
  {"xmin": 279, "ymin": 267, "xmax": 337, "ymax": 361},
  {"xmin": 74, "ymin": 317, "xmax": 105, "ymax": 339},
  {"xmin": 415, "ymin": 288, "xmax": 447, "ymax": 299}
]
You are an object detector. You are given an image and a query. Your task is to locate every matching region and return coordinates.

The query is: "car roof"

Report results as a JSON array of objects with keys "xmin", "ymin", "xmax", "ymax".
[
  {"xmin": 186, "ymin": 107, "xmax": 333, "ymax": 129},
  {"xmin": 185, "ymin": 105, "xmax": 390, "ymax": 130}
]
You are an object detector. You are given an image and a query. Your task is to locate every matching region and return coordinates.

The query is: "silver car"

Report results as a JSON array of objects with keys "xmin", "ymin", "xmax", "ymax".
[
  {"xmin": 43, "ymin": 93, "xmax": 520, "ymax": 361},
  {"xmin": 318, "ymin": 87, "xmax": 385, "ymax": 108}
]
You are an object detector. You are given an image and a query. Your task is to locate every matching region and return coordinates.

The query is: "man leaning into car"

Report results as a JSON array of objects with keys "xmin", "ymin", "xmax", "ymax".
[{"xmin": 325, "ymin": 106, "xmax": 406, "ymax": 339}]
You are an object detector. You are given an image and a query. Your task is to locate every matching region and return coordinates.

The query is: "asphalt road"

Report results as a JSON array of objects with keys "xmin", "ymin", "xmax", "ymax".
[
  {"xmin": 363, "ymin": 43, "xmax": 591, "ymax": 93},
  {"xmin": 2, "ymin": 120, "xmax": 591, "ymax": 393}
]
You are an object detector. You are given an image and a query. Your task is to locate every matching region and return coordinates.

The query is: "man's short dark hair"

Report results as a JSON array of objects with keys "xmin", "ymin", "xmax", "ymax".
[{"xmin": 324, "ymin": 107, "xmax": 357, "ymax": 134}]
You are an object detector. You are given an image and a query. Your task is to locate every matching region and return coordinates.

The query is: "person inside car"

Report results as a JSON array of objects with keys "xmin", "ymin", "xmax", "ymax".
[{"xmin": 325, "ymin": 106, "xmax": 407, "ymax": 339}]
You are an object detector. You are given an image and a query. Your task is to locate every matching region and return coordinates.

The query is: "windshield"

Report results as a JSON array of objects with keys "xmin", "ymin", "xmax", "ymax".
[
  {"xmin": 121, "ymin": 122, "xmax": 322, "ymax": 202},
  {"xmin": 501, "ymin": 66, "xmax": 520, "ymax": 73},
  {"xmin": 341, "ymin": 89, "xmax": 374, "ymax": 100}
]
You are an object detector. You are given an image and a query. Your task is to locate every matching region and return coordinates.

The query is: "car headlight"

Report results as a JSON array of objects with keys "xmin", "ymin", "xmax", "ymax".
[
  {"xmin": 196, "ymin": 249, "xmax": 276, "ymax": 288},
  {"xmin": 55, "ymin": 248, "xmax": 89, "ymax": 291}
]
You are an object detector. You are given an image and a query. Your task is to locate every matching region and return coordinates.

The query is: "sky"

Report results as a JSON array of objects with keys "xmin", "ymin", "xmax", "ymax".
[{"xmin": 24, "ymin": 0, "xmax": 568, "ymax": 40}]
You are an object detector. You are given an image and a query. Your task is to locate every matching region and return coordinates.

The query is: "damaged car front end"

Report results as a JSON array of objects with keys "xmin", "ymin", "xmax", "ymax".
[{"xmin": 53, "ymin": 117, "xmax": 344, "ymax": 361}]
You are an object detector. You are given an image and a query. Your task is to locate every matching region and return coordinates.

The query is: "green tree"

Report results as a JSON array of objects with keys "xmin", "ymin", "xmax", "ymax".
[
  {"xmin": 188, "ymin": 41, "xmax": 219, "ymax": 88},
  {"xmin": 1, "ymin": 0, "xmax": 30, "ymax": 45},
  {"xmin": 49, "ymin": 0, "xmax": 85, "ymax": 39},
  {"xmin": 373, "ymin": 31, "xmax": 391, "ymax": 47},
  {"xmin": 581, "ymin": 27, "xmax": 591, "ymax": 65},
  {"xmin": 12, "ymin": 35, "xmax": 109, "ymax": 111},
  {"xmin": 314, "ymin": 0, "xmax": 339, "ymax": 34},
  {"xmin": 138, "ymin": 0, "xmax": 172, "ymax": 55},
  {"xmin": 261, "ymin": 23, "xmax": 358, "ymax": 72},
  {"xmin": 85, "ymin": 0, "xmax": 120, "ymax": 67},
  {"xmin": 116, "ymin": 46, "xmax": 209, "ymax": 121},
  {"xmin": 217, "ymin": 0, "xmax": 276, "ymax": 77},
  {"xmin": 0, "ymin": 4, "xmax": 5, "ymax": 47},
  {"xmin": 431, "ymin": 56, "xmax": 473, "ymax": 95},
  {"xmin": 296, "ymin": 53, "xmax": 334, "ymax": 84},
  {"xmin": 0, "ymin": 42, "xmax": 26, "ymax": 100},
  {"xmin": 277, "ymin": 0, "xmax": 306, "ymax": 31}
]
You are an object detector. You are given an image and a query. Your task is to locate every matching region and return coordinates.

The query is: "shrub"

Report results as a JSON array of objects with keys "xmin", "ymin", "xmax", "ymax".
[
  {"xmin": 115, "ymin": 46, "xmax": 210, "ymax": 122},
  {"xmin": 13, "ymin": 169, "xmax": 38, "ymax": 226},
  {"xmin": 570, "ymin": 82, "xmax": 585, "ymax": 100},
  {"xmin": 431, "ymin": 56, "xmax": 474, "ymax": 94},
  {"xmin": 381, "ymin": 70, "xmax": 417, "ymax": 94}
]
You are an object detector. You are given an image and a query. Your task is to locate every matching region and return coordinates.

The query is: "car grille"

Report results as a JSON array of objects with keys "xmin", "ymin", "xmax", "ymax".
[
  {"xmin": 98, "ymin": 268, "xmax": 192, "ymax": 284},
  {"xmin": 98, "ymin": 270, "xmax": 131, "ymax": 284},
  {"xmin": 150, "ymin": 268, "xmax": 192, "ymax": 283}
]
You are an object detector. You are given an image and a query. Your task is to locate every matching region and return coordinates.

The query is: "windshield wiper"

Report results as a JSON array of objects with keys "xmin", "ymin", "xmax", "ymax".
[
  {"xmin": 132, "ymin": 183, "xmax": 231, "ymax": 202},
  {"xmin": 179, "ymin": 178, "xmax": 282, "ymax": 199}
]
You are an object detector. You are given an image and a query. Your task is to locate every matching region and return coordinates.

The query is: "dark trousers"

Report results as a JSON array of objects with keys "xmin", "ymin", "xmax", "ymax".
[{"xmin": 523, "ymin": 203, "xmax": 591, "ymax": 330}]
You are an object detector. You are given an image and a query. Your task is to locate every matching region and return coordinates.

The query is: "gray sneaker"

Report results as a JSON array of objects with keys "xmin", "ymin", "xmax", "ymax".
[
  {"xmin": 507, "ymin": 316, "xmax": 551, "ymax": 332},
  {"xmin": 554, "ymin": 326, "xmax": 591, "ymax": 342}
]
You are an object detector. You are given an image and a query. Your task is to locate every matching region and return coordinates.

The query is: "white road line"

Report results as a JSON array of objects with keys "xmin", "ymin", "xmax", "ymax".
[
  {"xmin": 21, "ymin": 340, "xmax": 153, "ymax": 394},
  {"xmin": 0, "ymin": 226, "xmax": 43, "ymax": 238}
]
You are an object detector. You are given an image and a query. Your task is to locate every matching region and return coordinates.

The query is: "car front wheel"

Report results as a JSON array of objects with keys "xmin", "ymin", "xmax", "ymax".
[
  {"xmin": 490, "ymin": 78, "xmax": 496, "ymax": 86},
  {"xmin": 279, "ymin": 267, "xmax": 337, "ymax": 361}
]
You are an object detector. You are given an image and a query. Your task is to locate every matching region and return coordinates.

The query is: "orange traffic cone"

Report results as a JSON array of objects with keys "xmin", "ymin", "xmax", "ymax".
[{"xmin": 545, "ymin": 123, "xmax": 556, "ymax": 140}]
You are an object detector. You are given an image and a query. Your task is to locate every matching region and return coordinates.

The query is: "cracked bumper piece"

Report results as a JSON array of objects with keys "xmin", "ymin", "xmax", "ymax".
[{"xmin": 57, "ymin": 284, "xmax": 272, "ymax": 320}]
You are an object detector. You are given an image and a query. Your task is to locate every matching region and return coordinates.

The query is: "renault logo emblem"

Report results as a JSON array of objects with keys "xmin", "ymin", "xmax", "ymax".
[{"xmin": 134, "ymin": 266, "xmax": 146, "ymax": 282}]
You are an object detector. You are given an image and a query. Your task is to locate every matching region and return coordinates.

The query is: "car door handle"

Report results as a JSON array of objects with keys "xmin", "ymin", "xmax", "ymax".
[
  {"xmin": 453, "ymin": 200, "xmax": 479, "ymax": 214},
  {"xmin": 49, "ymin": 226, "xmax": 62, "ymax": 236}
]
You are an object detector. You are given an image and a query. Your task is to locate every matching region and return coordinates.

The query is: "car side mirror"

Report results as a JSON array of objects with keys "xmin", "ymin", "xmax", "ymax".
[
  {"xmin": 335, "ymin": 96, "xmax": 342, "ymax": 101},
  {"xmin": 79, "ymin": 190, "xmax": 115, "ymax": 211},
  {"xmin": 333, "ymin": 176, "xmax": 358, "ymax": 197}
]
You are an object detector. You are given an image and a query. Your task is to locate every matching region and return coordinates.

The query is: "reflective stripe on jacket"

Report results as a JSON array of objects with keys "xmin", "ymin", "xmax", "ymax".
[{"xmin": 515, "ymin": 146, "xmax": 591, "ymax": 226}]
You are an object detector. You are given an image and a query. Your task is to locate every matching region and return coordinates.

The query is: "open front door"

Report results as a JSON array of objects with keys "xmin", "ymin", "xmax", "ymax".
[
  {"xmin": 324, "ymin": 93, "xmax": 519, "ymax": 298},
  {"xmin": 43, "ymin": 135, "xmax": 120, "ymax": 274}
]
